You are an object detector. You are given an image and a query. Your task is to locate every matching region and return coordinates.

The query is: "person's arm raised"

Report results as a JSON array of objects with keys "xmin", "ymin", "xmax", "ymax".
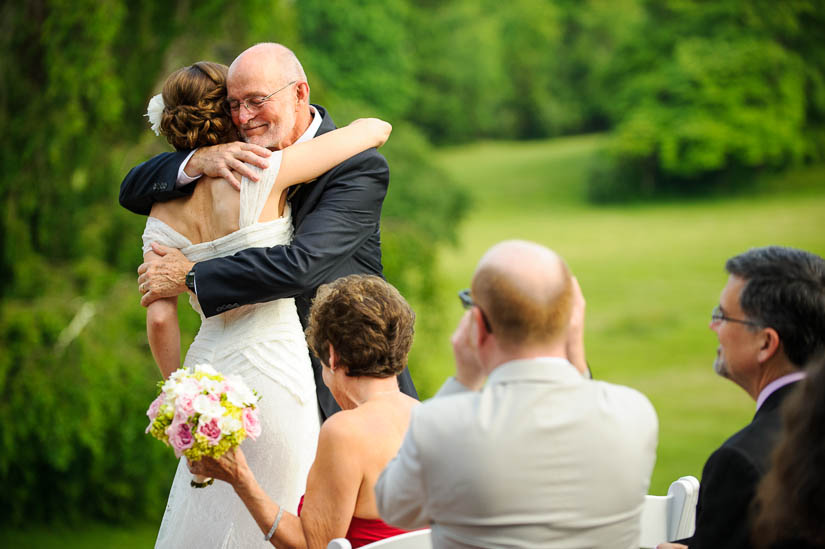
[
  {"xmin": 119, "ymin": 144, "xmax": 272, "ymax": 215},
  {"xmin": 274, "ymin": 118, "xmax": 392, "ymax": 192}
]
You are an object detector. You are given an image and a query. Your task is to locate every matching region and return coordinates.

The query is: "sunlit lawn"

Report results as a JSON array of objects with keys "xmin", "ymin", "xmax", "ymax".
[
  {"xmin": 10, "ymin": 134, "xmax": 824, "ymax": 545},
  {"xmin": 4, "ymin": 521, "xmax": 159, "ymax": 549},
  {"xmin": 409, "ymin": 133, "xmax": 825, "ymax": 495}
]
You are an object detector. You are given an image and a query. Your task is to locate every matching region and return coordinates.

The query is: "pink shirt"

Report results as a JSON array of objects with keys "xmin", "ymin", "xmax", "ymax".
[{"xmin": 756, "ymin": 371, "xmax": 806, "ymax": 411}]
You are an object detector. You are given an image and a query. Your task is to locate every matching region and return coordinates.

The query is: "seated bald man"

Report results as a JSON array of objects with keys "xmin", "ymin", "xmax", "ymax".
[{"xmin": 375, "ymin": 240, "xmax": 659, "ymax": 549}]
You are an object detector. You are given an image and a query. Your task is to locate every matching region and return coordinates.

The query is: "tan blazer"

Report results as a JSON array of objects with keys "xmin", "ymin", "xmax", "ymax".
[{"xmin": 375, "ymin": 358, "xmax": 659, "ymax": 549}]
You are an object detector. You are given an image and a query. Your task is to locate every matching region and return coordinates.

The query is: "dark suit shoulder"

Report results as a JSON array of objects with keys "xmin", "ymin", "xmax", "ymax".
[
  {"xmin": 718, "ymin": 416, "xmax": 781, "ymax": 475},
  {"xmin": 119, "ymin": 150, "xmax": 194, "ymax": 215},
  {"xmin": 719, "ymin": 383, "xmax": 798, "ymax": 473}
]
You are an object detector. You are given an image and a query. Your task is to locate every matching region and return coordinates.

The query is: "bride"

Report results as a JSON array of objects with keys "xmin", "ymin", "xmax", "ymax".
[{"xmin": 139, "ymin": 61, "xmax": 392, "ymax": 548}]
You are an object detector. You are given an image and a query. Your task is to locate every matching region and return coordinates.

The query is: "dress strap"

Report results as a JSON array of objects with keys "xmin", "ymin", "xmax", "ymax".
[
  {"xmin": 239, "ymin": 151, "xmax": 284, "ymax": 228},
  {"xmin": 142, "ymin": 217, "xmax": 193, "ymax": 254}
]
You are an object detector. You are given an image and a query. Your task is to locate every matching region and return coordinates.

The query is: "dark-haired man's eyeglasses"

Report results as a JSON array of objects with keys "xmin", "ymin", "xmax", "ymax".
[
  {"xmin": 227, "ymin": 80, "xmax": 298, "ymax": 113},
  {"xmin": 458, "ymin": 289, "xmax": 493, "ymax": 333},
  {"xmin": 710, "ymin": 305, "xmax": 760, "ymax": 327}
]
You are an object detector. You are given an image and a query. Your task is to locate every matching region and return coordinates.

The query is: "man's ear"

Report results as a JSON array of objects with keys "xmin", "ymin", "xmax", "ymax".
[
  {"xmin": 472, "ymin": 307, "xmax": 491, "ymax": 347},
  {"xmin": 327, "ymin": 342, "xmax": 337, "ymax": 371},
  {"xmin": 757, "ymin": 327, "xmax": 781, "ymax": 363},
  {"xmin": 295, "ymin": 82, "xmax": 310, "ymax": 106}
]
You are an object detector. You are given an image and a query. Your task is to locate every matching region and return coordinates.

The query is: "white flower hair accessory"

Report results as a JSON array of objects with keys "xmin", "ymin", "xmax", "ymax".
[{"xmin": 145, "ymin": 93, "xmax": 165, "ymax": 136}]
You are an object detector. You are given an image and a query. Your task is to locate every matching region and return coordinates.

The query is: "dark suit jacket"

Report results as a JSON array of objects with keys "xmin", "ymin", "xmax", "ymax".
[
  {"xmin": 119, "ymin": 105, "xmax": 418, "ymax": 418},
  {"xmin": 678, "ymin": 382, "xmax": 800, "ymax": 549}
]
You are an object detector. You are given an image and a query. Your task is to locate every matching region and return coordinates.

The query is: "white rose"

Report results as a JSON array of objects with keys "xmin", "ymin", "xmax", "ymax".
[
  {"xmin": 171, "ymin": 377, "xmax": 201, "ymax": 400},
  {"xmin": 194, "ymin": 363, "xmax": 219, "ymax": 376},
  {"xmin": 219, "ymin": 415, "xmax": 243, "ymax": 435},
  {"xmin": 200, "ymin": 377, "xmax": 222, "ymax": 396},
  {"xmin": 193, "ymin": 394, "xmax": 224, "ymax": 418},
  {"xmin": 225, "ymin": 376, "xmax": 257, "ymax": 407}
]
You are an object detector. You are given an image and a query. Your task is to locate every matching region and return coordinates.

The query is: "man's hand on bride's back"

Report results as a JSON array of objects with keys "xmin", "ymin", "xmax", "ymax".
[
  {"xmin": 184, "ymin": 142, "xmax": 272, "ymax": 191},
  {"xmin": 349, "ymin": 118, "xmax": 392, "ymax": 148}
]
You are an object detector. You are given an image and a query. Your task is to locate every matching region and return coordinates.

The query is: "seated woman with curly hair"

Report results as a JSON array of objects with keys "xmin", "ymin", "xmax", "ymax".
[{"xmin": 189, "ymin": 274, "xmax": 419, "ymax": 547}]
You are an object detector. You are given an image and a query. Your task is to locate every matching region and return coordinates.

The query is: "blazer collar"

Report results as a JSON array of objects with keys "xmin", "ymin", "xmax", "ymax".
[
  {"xmin": 487, "ymin": 357, "xmax": 585, "ymax": 386},
  {"xmin": 312, "ymin": 104, "xmax": 337, "ymax": 135},
  {"xmin": 753, "ymin": 380, "xmax": 801, "ymax": 421}
]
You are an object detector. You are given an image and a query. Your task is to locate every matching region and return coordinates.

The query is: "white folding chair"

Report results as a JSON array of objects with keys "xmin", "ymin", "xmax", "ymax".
[
  {"xmin": 327, "ymin": 528, "xmax": 432, "ymax": 549},
  {"xmin": 639, "ymin": 475, "xmax": 700, "ymax": 548}
]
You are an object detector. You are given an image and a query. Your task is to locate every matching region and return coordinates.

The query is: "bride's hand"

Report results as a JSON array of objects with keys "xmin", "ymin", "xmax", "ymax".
[
  {"xmin": 187, "ymin": 447, "xmax": 251, "ymax": 488},
  {"xmin": 349, "ymin": 118, "xmax": 392, "ymax": 148}
]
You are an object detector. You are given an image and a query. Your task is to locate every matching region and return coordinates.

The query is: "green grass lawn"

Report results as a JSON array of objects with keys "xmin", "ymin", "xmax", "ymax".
[
  {"xmin": 408, "ymin": 133, "xmax": 825, "ymax": 495},
  {"xmin": 4, "ymin": 521, "xmax": 160, "ymax": 549}
]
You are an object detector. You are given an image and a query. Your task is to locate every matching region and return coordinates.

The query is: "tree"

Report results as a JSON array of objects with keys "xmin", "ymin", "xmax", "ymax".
[{"xmin": 591, "ymin": 0, "xmax": 825, "ymax": 197}]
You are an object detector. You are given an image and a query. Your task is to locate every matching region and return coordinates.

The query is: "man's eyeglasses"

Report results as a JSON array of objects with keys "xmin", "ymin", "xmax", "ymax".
[
  {"xmin": 458, "ymin": 289, "xmax": 493, "ymax": 333},
  {"xmin": 711, "ymin": 305, "xmax": 760, "ymax": 327},
  {"xmin": 227, "ymin": 80, "xmax": 297, "ymax": 113}
]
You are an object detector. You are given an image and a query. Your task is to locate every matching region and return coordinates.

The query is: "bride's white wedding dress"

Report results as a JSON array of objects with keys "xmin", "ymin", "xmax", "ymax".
[{"xmin": 142, "ymin": 152, "xmax": 320, "ymax": 548}]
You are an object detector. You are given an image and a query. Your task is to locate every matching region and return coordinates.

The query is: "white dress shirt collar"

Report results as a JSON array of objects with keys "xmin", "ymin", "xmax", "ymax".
[{"xmin": 295, "ymin": 106, "xmax": 323, "ymax": 144}]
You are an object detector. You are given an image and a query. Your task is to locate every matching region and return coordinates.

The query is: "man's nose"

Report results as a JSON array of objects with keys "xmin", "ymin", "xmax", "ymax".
[{"xmin": 238, "ymin": 106, "xmax": 255, "ymax": 124}]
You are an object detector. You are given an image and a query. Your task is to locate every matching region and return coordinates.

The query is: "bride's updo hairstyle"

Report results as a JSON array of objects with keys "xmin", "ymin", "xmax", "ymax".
[{"xmin": 159, "ymin": 61, "xmax": 238, "ymax": 150}]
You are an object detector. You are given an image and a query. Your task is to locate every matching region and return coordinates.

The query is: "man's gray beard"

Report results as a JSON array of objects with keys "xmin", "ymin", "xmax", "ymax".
[{"xmin": 713, "ymin": 354, "xmax": 729, "ymax": 379}]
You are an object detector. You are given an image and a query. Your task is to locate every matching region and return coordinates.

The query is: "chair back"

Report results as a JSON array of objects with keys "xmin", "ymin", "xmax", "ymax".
[
  {"xmin": 327, "ymin": 529, "xmax": 432, "ymax": 549},
  {"xmin": 639, "ymin": 475, "xmax": 699, "ymax": 548}
]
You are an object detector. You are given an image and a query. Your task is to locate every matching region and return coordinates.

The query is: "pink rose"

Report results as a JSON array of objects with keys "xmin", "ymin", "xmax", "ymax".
[
  {"xmin": 146, "ymin": 395, "xmax": 163, "ymax": 422},
  {"xmin": 175, "ymin": 394, "xmax": 195, "ymax": 416},
  {"xmin": 197, "ymin": 418, "xmax": 222, "ymax": 446},
  {"xmin": 167, "ymin": 421, "xmax": 195, "ymax": 457},
  {"xmin": 242, "ymin": 408, "xmax": 261, "ymax": 440}
]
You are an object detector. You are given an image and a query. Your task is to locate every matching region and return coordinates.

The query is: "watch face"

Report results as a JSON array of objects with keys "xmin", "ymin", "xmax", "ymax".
[{"xmin": 186, "ymin": 270, "xmax": 195, "ymax": 290}]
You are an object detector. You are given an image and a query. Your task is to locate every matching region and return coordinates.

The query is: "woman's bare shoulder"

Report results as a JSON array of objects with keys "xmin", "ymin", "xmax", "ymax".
[
  {"xmin": 319, "ymin": 408, "xmax": 363, "ymax": 444},
  {"xmin": 323, "ymin": 397, "xmax": 417, "ymax": 444},
  {"xmin": 149, "ymin": 196, "xmax": 188, "ymax": 227}
]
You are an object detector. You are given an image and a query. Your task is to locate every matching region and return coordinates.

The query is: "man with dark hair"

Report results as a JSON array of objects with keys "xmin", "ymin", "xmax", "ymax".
[
  {"xmin": 376, "ymin": 240, "xmax": 658, "ymax": 548},
  {"xmin": 660, "ymin": 246, "xmax": 825, "ymax": 549}
]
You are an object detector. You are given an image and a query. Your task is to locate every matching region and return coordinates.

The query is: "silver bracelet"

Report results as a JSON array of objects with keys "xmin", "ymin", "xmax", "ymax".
[{"xmin": 264, "ymin": 507, "xmax": 284, "ymax": 542}]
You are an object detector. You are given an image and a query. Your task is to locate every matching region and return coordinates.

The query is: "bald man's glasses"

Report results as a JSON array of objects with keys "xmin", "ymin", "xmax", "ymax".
[
  {"xmin": 459, "ymin": 289, "xmax": 493, "ymax": 333},
  {"xmin": 227, "ymin": 80, "xmax": 297, "ymax": 113}
]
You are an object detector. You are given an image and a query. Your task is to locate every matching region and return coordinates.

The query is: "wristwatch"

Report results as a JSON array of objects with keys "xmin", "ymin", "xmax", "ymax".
[{"xmin": 185, "ymin": 268, "xmax": 196, "ymax": 293}]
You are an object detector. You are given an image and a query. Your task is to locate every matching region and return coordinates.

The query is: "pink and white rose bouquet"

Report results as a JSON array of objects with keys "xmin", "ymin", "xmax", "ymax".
[{"xmin": 145, "ymin": 364, "xmax": 261, "ymax": 487}]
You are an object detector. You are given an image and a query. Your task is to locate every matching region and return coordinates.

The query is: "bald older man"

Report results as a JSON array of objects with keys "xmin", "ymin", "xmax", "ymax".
[
  {"xmin": 375, "ymin": 240, "xmax": 659, "ymax": 549},
  {"xmin": 119, "ymin": 43, "xmax": 417, "ymax": 418}
]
